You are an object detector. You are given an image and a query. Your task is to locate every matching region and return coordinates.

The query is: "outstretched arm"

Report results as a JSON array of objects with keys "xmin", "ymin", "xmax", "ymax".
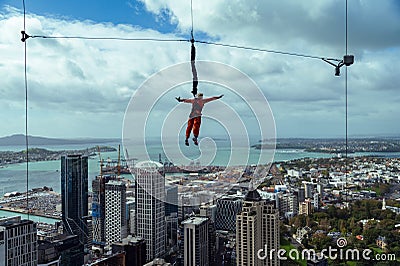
[
  {"xmin": 176, "ymin": 97, "xmax": 193, "ymax": 103},
  {"xmin": 203, "ymin": 94, "xmax": 224, "ymax": 103}
]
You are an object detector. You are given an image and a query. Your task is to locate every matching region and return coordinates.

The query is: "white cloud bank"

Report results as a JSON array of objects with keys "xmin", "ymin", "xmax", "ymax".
[{"xmin": 1, "ymin": 1, "xmax": 400, "ymax": 138}]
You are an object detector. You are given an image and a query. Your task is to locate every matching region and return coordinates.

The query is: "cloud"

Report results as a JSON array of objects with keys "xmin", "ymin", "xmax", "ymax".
[{"xmin": 0, "ymin": 1, "xmax": 399, "ymax": 138}]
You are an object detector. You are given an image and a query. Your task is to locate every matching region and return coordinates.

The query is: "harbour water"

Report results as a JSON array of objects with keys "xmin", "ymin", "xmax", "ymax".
[
  {"xmin": 1, "ymin": 142, "xmax": 399, "ymax": 194},
  {"xmin": 0, "ymin": 209, "xmax": 60, "ymax": 224}
]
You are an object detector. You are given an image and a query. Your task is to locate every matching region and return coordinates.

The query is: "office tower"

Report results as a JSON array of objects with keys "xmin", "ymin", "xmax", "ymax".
[
  {"xmin": 199, "ymin": 204, "xmax": 217, "ymax": 223},
  {"xmin": 92, "ymin": 175, "xmax": 112, "ymax": 245},
  {"xmin": 38, "ymin": 240, "xmax": 59, "ymax": 265},
  {"xmin": 199, "ymin": 204, "xmax": 217, "ymax": 265},
  {"xmin": 182, "ymin": 217, "xmax": 209, "ymax": 266},
  {"xmin": 135, "ymin": 161, "xmax": 166, "ymax": 261},
  {"xmin": 297, "ymin": 187, "xmax": 305, "ymax": 203},
  {"xmin": 129, "ymin": 209, "xmax": 136, "ymax": 236},
  {"xmin": 313, "ymin": 193, "xmax": 320, "ymax": 211},
  {"xmin": 39, "ymin": 234, "xmax": 82, "ymax": 266},
  {"xmin": 105, "ymin": 180, "xmax": 127, "ymax": 245},
  {"xmin": 316, "ymin": 183, "xmax": 324, "ymax": 196},
  {"xmin": 166, "ymin": 213, "xmax": 178, "ymax": 251},
  {"xmin": 215, "ymin": 194, "xmax": 243, "ymax": 232},
  {"xmin": 236, "ymin": 189, "xmax": 280, "ymax": 266},
  {"xmin": 304, "ymin": 183, "xmax": 314, "ymax": 199},
  {"xmin": 112, "ymin": 236, "xmax": 146, "ymax": 266},
  {"xmin": 61, "ymin": 154, "xmax": 89, "ymax": 262},
  {"xmin": 165, "ymin": 185, "xmax": 178, "ymax": 216},
  {"xmin": 126, "ymin": 198, "xmax": 136, "ymax": 235},
  {"xmin": 0, "ymin": 216, "xmax": 37, "ymax": 266}
]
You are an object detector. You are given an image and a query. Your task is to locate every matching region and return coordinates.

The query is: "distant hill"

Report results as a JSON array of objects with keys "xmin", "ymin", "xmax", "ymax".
[{"xmin": 0, "ymin": 134, "xmax": 119, "ymax": 146}]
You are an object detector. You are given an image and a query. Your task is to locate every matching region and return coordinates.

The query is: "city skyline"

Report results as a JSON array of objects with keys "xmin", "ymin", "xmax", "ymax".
[{"xmin": 0, "ymin": 1, "xmax": 399, "ymax": 139}]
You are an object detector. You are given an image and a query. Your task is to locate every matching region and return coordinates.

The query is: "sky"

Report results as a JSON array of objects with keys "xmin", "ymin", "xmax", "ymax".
[{"xmin": 1, "ymin": 0, "xmax": 400, "ymax": 139}]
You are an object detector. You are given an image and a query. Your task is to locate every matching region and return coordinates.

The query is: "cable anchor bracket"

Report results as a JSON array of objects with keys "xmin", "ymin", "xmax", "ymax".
[
  {"xmin": 322, "ymin": 55, "xmax": 354, "ymax": 76},
  {"xmin": 21, "ymin": 31, "xmax": 31, "ymax": 42}
]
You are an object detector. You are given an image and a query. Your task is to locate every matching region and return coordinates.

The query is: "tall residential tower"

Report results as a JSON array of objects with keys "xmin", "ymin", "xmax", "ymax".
[
  {"xmin": 135, "ymin": 161, "xmax": 166, "ymax": 261},
  {"xmin": 236, "ymin": 188, "xmax": 280, "ymax": 266},
  {"xmin": 105, "ymin": 180, "xmax": 127, "ymax": 245}
]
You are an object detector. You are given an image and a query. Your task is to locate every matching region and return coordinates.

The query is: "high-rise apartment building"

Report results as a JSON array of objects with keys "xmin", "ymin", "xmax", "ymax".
[
  {"xmin": 215, "ymin": 194, "xmax": 243, "ymax": 232},
  {"xmin": 61, "ymin": 154, "xmax": 89, "ymax": 261},
  {"xmin": 304, "ymin": 183, "xmax": 314, "ymax": 199},
  {"xmin": 105, "ymin": 180, "xmax": 127, "ymax": 245},
  {"xmin": 299, "ymin": 198, "xmax": 313, "ymax": 216},
  {"xmin": 0, "ymin": 216, "xmax": 37, "ymax": 266},
  {"xmin": 182, "ymin": 217, "xmax": 209, "ymax": 266},
  {"xmin": 92, "ymin": 175, "xmax": 112, "ymax": 245},
  {"xmin": 236, "ymin": 189, "xmax": 280, "ymax": 266},
  {"xmin": 277, "ymin": 193, "xmax": 298, "ymax": 218},
  {"xmin": 135, "ymin": 161, "xmax": 166, "ymax": 261}
]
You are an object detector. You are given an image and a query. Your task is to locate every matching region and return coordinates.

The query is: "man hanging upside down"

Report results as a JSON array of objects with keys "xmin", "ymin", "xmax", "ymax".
[{"xmin": 176, "ymin": 93, "xmax": 223, "ymax": 146}]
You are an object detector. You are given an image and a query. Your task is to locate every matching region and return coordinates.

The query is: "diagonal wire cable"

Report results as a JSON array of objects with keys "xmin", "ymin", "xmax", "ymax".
[
  {"xmin": 195, "ymin": 40, "xmax": 341, "ymax": 61},
  {"xmin": 25, "ymin": 34, "xmax": 342, "ymax": 62}
]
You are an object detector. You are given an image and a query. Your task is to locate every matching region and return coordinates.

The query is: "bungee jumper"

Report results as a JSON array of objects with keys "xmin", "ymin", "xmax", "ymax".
[
  {"xmin": 176, "ymin": 93, "xmax": 223, "ymax": 146},
  {"xmin": 176, "ymin": 38, "xmax": 223, "ymax": 146}
]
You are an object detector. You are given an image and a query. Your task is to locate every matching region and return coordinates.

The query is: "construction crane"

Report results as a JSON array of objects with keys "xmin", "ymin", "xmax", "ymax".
[
  {"xmin": 97, "ymin": 146, "xmax": 104, "ymax": 177},
  {"xmin": 117, "ymin": 144, "xmax": 121, "ymax": 177}
]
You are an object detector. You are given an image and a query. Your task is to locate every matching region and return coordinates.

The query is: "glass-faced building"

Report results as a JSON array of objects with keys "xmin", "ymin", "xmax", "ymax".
[{"xmin": 61, "ymin": 154, "xmax": 88, "ymax": 264}]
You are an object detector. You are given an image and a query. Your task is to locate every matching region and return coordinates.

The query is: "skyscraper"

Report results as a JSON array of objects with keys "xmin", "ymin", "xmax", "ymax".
[
  {"xmin": 236, "ymin": 189, "xmax": 280, "ymax": 266},
  {"xmin": 297, "ymin": 187, "xmax": 305, "ymax": 203},
  {"xmin": 112, "ymin": 235, "xmax": 146, "ymax": 266},
  {"xmin": 165, "ymin": 185, "xmax": 178, "ymax": 216},
  {"xmin": 135, "ymin": 161, "xmax": 166, "ymax": 261},
  {"xmin": 199, "ymin": 204, "xmax": 217, "ymax": 265},
  {"xmin": 215, "ymin": 194, "xmax": 243, "ymax": 232},
  {"xmin": 92, "ymin": 175, "xmax": 112, "ymax": 246},
  {"xmin": 0, "ymin": 216, "xmax": 37, "ymax": 266},
  {"xmin": 105, "ymin": 180, "xmax": 127, "ymax": 245},
  {"xmin": 126, "ymin": 198, "xmax": 136, "ymax": 235},
  {"xmin": 304, "ymin": 183, "xmax": 314, "ymax": 199},
  {"xmin": 182, "ymin": 217, "xmax": 209, "ymax": 266},
  {"xmin": 61, "ymin": 154, "xmax": 89, "ymax": 258}
]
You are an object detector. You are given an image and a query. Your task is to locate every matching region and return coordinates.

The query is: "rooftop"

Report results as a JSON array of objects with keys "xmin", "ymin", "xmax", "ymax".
[{"xmin": 181, "ymin": 216, "xmax": 208, "ymax": 226}]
